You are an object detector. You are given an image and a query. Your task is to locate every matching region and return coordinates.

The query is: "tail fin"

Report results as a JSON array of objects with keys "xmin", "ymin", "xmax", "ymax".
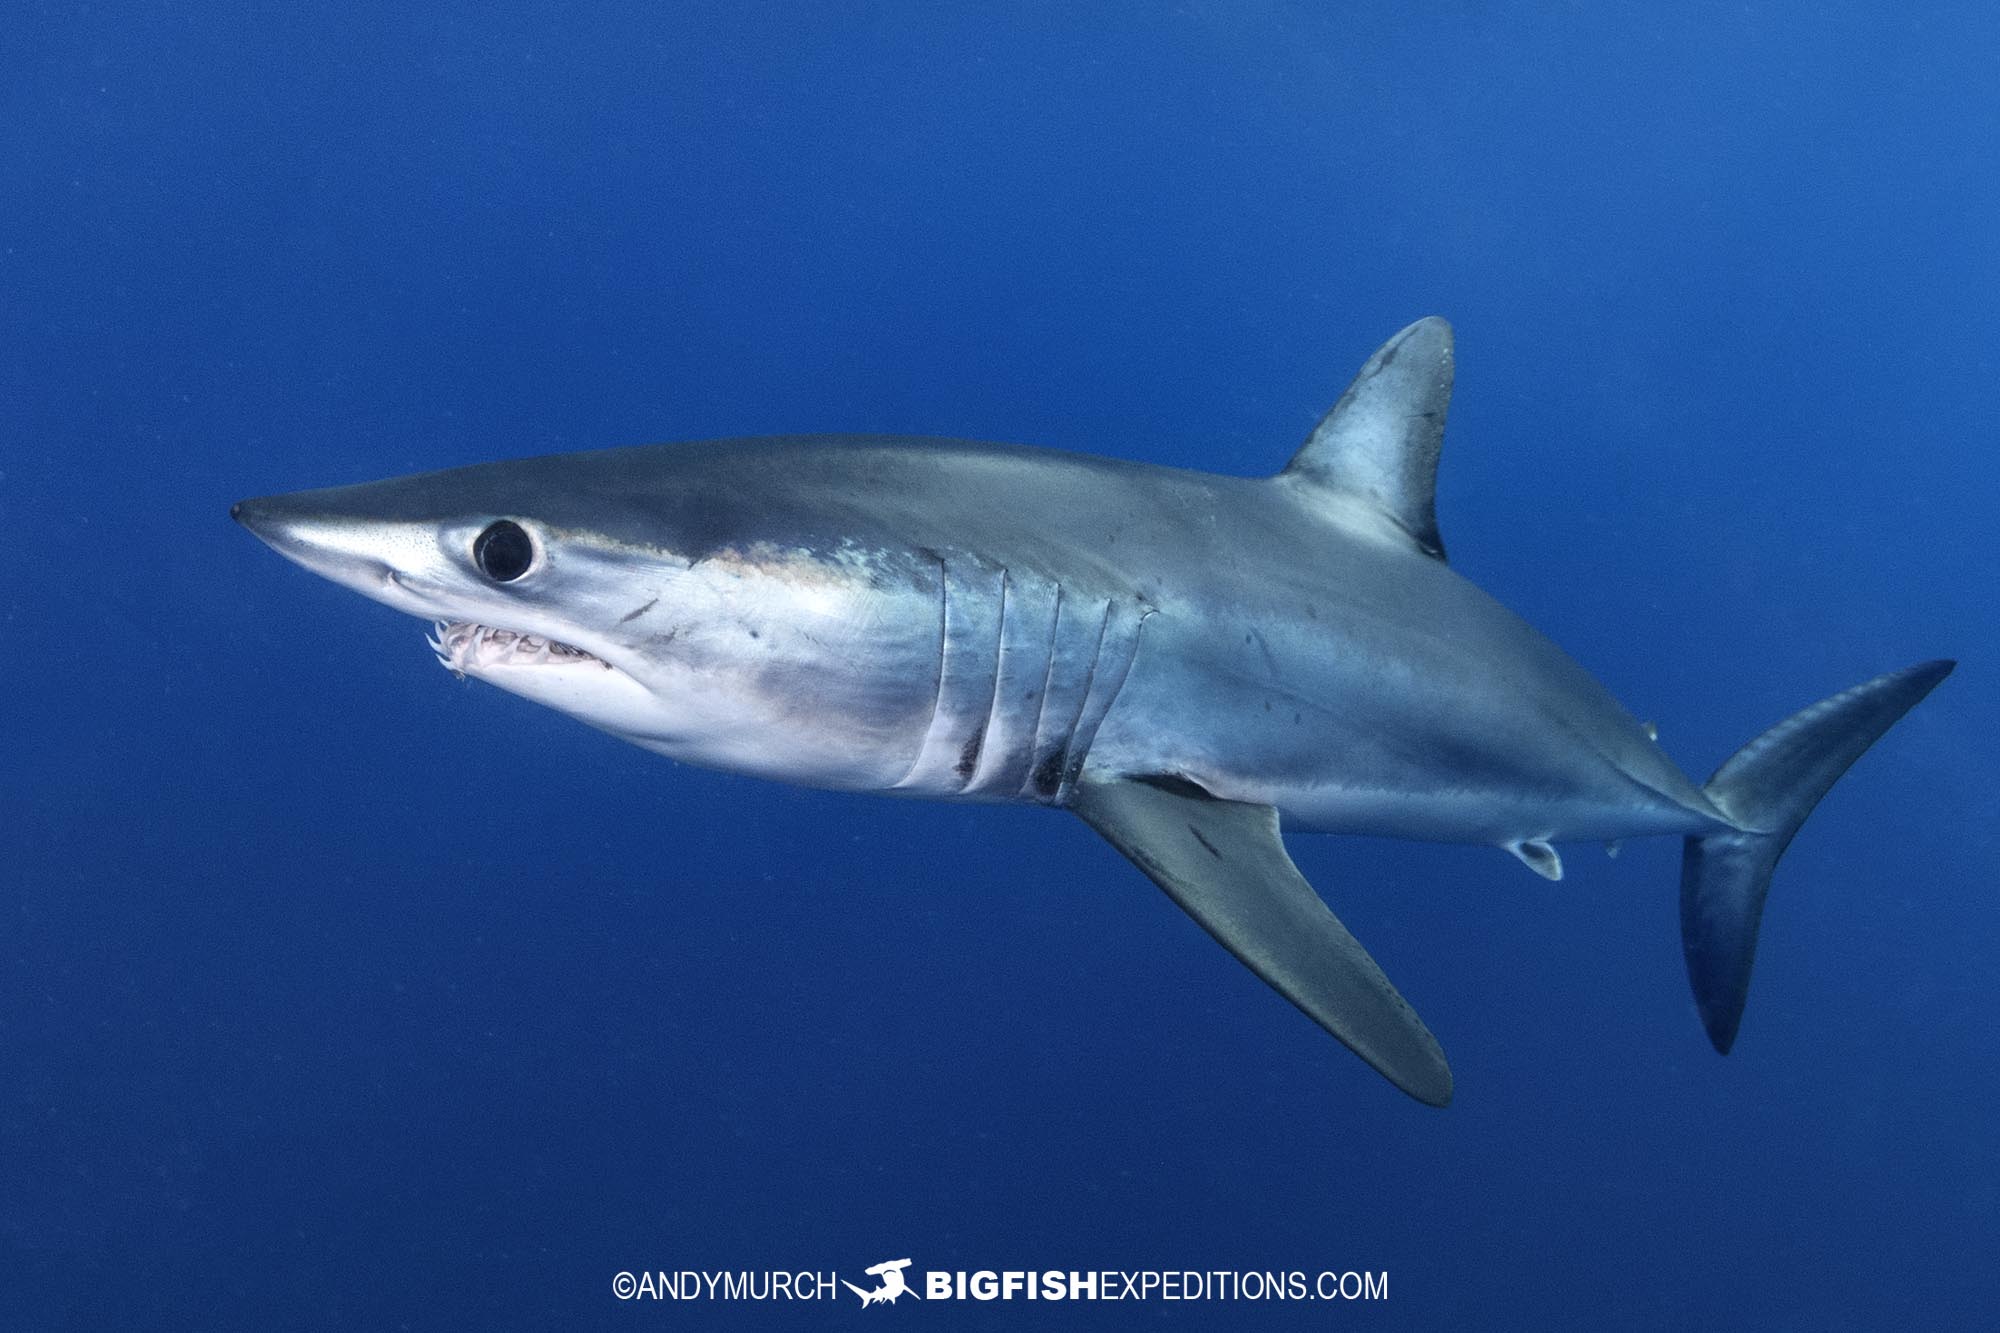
[{"xmin": 1680, "ymin": 659, "xmax": 1955, "ymax": 1053}]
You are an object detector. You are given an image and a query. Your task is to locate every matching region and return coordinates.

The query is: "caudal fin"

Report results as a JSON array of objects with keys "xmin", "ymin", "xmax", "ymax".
[{"xmin": 1680, "ymin": 660, "xmax": 1954, "ymax": 1053}]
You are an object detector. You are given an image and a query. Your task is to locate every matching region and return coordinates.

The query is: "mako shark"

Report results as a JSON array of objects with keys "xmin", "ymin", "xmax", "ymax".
[{"xmin": 233, "ymin": 318, "xmax": 1952, "ymax": 1106}]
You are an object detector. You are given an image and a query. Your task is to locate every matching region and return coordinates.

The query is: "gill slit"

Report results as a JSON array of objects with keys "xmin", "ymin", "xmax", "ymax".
[
  {"xmin": 1026, "ymin": 581, "xmax": 1064, "ymax": 765},
  {"xmin": 895, "ymin": 550, "xmax": 952, "ymax": 789},
  {"xmin": 959, "ymin": 567, "xmax": 1009, "ymax": 789},
  {"xmin": 1056, "ymin": 604, "xmax": 1154, "ymax": 800},
  {"xmin": 1055, "ymin": 600, "xmax": 1115, "ymax": 783}
]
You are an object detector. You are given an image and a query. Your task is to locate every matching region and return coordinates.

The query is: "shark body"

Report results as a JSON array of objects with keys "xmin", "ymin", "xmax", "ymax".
[{"xmin": 235, "ymin": 319, "xmax": 1952, "ymax": 1105}]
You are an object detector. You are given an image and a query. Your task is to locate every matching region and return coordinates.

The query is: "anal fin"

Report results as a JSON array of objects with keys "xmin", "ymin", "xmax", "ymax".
[{"xmin": 1071, "ymin": 775, "xmax": 1452, "ymax": 1107}]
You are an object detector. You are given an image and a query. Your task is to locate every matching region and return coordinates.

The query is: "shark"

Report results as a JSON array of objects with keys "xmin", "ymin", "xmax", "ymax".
[{"xmin": 233, "ymin": 318, "xmax": 1952, "ymax": 1106}]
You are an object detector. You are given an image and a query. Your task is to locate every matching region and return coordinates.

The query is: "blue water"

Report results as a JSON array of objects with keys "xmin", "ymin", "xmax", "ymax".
[{"xmin": 6, "ymin": 4, "xmax": 1995, "ymax": 1328}]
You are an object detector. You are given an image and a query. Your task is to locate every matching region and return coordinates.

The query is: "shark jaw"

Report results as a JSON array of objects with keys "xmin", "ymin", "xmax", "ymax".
[
  {"xmin": 423, "ymin": 618, "xmax": 669, "ymax": 741},
  {"xmin": 428, "ymin": 619, "xmax": 606, "ymax": 677}
]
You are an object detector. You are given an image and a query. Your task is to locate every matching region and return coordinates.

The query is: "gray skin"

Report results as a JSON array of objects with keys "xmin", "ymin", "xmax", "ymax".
[
  {"xmin": 233, "ymin": 424, "xmax": 1725, "ymax": 853},
  {"xmin": 237, "ymin": 318, "xmax": 1945, "ymax": 1106}
]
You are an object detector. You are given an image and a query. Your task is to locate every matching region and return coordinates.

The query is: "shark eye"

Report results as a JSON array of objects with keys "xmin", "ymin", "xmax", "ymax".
[{"xmin": 473, "ymin": 520, "xmax": 535, "ymax": 582}]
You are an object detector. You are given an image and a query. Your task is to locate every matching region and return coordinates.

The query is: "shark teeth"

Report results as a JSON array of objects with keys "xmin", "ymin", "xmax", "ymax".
[{"xmin": 429, "ymin": 620, "xmax": 603, "ymax": 676}]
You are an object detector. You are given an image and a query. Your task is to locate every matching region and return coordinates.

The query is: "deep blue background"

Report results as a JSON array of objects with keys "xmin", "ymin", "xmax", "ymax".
[{"xmin": 5, "ymin": 3, "xmax": 1994, "ymax": 1328}]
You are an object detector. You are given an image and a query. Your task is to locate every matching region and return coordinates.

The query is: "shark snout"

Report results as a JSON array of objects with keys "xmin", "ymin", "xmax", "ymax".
[
  {"xmin": 231, "ymin": 495, "xmax": 294, "ymax": 541},
  {"xmin": 230, "ymin": 491, "xmax": 432, "ymax": 610},
  {"xmin": 231, "ymin": 494, "xmax": 318, "ymax": 561}
]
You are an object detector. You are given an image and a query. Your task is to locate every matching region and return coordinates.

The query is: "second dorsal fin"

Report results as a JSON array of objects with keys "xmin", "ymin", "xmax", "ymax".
[{"xmin": 1279, "ymin": 316, "xmax": 1454, "ymax": 561}]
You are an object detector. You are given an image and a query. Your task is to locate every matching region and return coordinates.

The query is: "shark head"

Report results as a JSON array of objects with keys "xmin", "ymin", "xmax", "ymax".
[
  {"xmin": 233, "ymin": 445, "xmax": 943, "ymax": 789},
  {"xmin": 233, "ymin": 469, "xmax": 688, "ymax": 743}
]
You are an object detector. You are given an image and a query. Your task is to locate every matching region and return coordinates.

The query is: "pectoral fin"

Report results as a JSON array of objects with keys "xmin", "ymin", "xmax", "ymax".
[{"xmin": 1071, "ymin": 776, "xmax": 1452, "ymax": 1107}]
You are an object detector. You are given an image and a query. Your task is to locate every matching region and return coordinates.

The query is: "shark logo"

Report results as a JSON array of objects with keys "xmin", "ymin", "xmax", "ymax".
[{"xmin": 845, "ymin": 1258, "xmax": 919, "ymax": 1306}]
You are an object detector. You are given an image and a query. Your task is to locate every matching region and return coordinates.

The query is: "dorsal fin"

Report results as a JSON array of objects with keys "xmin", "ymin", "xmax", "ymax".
[{"xmin": 1279, "ymin": 316, "xmax": 1454, "ymax": 561}]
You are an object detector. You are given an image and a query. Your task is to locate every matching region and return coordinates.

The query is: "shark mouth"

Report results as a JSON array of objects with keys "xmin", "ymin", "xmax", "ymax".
[{"xmin": 428, "ymin": 621, "xmax": 607, "ymax": 676}]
